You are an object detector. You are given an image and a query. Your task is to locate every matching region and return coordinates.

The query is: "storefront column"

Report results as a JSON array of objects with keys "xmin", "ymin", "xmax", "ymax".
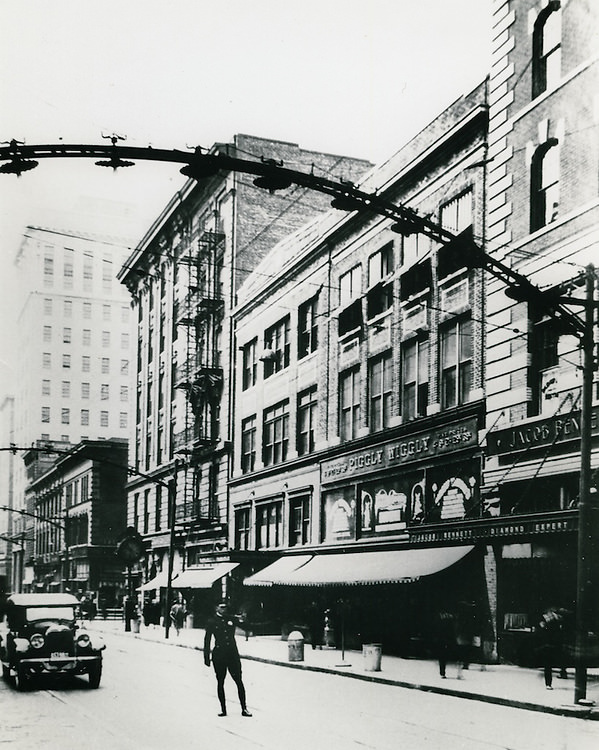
[{"xmin": 483, "ymin": 544, "xmax": 498, "ymax": 662}]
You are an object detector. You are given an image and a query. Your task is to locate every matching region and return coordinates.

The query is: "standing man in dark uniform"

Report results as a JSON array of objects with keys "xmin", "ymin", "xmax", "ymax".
[{"xmin": 203, "ymin": 602, "xmax": 252, "ymax": 717}]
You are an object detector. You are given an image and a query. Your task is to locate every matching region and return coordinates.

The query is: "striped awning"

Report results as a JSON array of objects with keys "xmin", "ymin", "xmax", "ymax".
[
  {"xmin": 245, "ymin": 546, "xmax": 474, "ymax": 587},
  {"xmin": 172, "ymin": 562, "xmax": 239, "ymax": 589},
  {"xmin": 243, "ymin": 554, "xmax": 313, "ymax": 587}
]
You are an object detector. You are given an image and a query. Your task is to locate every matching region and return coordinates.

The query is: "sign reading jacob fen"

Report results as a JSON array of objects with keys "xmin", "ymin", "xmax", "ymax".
[
  {"xmin": 487, "ymin": 407, "xmax": 599, "ymax": 456},
  {"xmin": 321, "ymin": 417, "xmax": 478, "ymax": 482}
]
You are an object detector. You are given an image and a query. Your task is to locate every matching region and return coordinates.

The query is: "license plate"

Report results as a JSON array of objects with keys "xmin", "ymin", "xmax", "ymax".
[{"xmin": 51, "ymin": 652, "xmax": 69, "ymax": 660}]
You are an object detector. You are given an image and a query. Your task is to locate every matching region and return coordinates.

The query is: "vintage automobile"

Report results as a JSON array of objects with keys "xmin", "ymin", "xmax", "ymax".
[{"xmin": 0, "ymin": 593, "xmax": 105, "ymax": 690}]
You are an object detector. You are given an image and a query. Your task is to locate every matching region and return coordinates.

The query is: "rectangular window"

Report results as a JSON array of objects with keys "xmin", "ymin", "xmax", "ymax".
[
  {"xmin": 63, "ymin": 327, "xmax": 71, "ymax": 344},
  {"xmin": 43, "ymin": 256, "xmax": 54, "ymax": 276},
  {"xmin": 298, "ymin": 295, "xmax": 319, "ymax": 358},
  {"xmin": 82, "ymin": 329, "xmax": 91, "ymax": 346},
  {"xmin": 297, "ymin": 386, "xmax": 317, "ymax": 456},
  {"xmin": 368, "ymin": 243, "xmax": 393, "ymax": 285},
  {"xmin": 42, "ymin": 379, "xmax": 51, "ymax": 396},
  {"xmin": 64, "ymin": 299, "xmax": 72, "ymax": 317},
  {"xmin": 121, "ymin": 306, "xmax": 129, "ymax": 323},
  {"xmin": 241, "ymin": 415, "xmax": 257, "ymax": 474},
  {"xmin": 100, "ymin": 411, "xmax": 109, "ymax": 427},
  {"xmin": 235, "ymin": 507, "xmax": 251, "ymax": 551},
  {"xmin": 102, "ymin": 304, "xmax": 111, "ymax": 321},
  {"xmin": 82, "ymin": 356, "xmax": 90, "ymax": 373},
  {"xmin": 289, "ymin": 495, "xmax": 310, "ymax": 547},
  {"xmin": 62, "ymin": 354, "xmax": 71, "ymax": 369},
  {"xmin": 120, "ymin": 385, "xmax": 129, "ymax": 402},
  {"xmin": 263, "ymin": 401, "xmax": 289, "ymax": 466},
  {"xmin": 83, "ymin": 261, "xmax": 93, "ymax": 280},
  {"xmin": 339, "ymin": 367, "xmax": 361, "ymax": 441},
  {"xmin": 121, "ymin": 332, "xmax": 129, "ymax": 349},
  {"xmin": 101, "ymin": 384, "xmax": 109, "ymax": 400},
  {"xmin": 41, "ymin": 406, "xmax": 50, "ymax": 423},
  {"xmin": 155, "ymin": 486, "xmax": 162, "ymax": 532},
  {"xmin": 81, "ymin": 409, "xmax": 89, "ymax": 426},
  {"xmin": 43, "ymin": 352, "xmax": 51, "ymax": 369},
  {"xmin": 101, "ymin": 358, "xmax": 110, "ymax": 374},
  {"xmin": 368, "ymin": 353, "xmax": 392, "ymax": 432},
  {"xmin": 256, "ymin": 501, "xmax": 283, "ymax": 549},
  {"xmin": 402, "ymin": 338, "xmax": 429, "ymax": 420},
  {"xmin": 81, "ymin": 382, "xmax": 90, "ymax": 399},
  {"xmin": 102, "ymin": 331, "xmax": 110, "ymax": 347},
  {"xmin": 61, "ymin": 408, "xmax": 70, "ymax": 425},
  {"xmin": 62, "ymin": 380, "xmax": 71, "ymax": 398},
  {"xmin": 120, "ymin": 412, "xmax": 128, "ymax": 429},
  {"xmin": 43, "ymin": 298, "xmax": 53, "ymax": 315},
  {"xmin": 83, "ymin": 302, "xmax": 91, "ymax": 319},
  {"xmin": 43, "ymin": 325, "xmax": 52, "ymax": 342},
  {"xmin": 440, "ymin": 190, "xmax": 473, "ymax": 234},
  {"xmin": 441, "ymin": 318, "xmax": 472, "ymax": 408},
  {"xmin": 242, "ymin": 338, "xmax": 257, "ymax": 390},
  {"xmin": 339, "ymin": 265, "xmax": 361, "ymax": 306},
  {"xmin": 263, "ymin": 317, "xmax": 291, "ymax": 378},
  {"xmin": 121, "ymin": 359, "xmax": 129, "ymax": 376}
]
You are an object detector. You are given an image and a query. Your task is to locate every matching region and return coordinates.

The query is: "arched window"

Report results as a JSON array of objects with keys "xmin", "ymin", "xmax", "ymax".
[
  {"xmin": 530, "ymin": 139, "xmax": 560, "ymax": 232},
  {"xmin": 532, "ymin": 1, "xmax": 561, "ymax": 99}
]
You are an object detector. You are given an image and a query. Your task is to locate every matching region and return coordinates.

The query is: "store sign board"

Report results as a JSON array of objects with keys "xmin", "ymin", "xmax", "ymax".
[
  {"xmin": 486, "ymin": 407, "xmax": 599, "ymax": 456},
  {"xmin": 321, "ymin": 417, "xmax": 478, "ymax": 482}
]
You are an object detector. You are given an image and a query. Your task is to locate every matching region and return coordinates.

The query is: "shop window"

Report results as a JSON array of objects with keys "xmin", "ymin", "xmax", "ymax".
[
  {"xmin": 402, "ymin": 337, "xmax": 429, "ymax": 420},
  {"xmin": 440, "ymin": 317, "xmax": 472, "ymax": 409},
  {"xmin": 263, "ymin": 317, "xmax": 290, "ymax": 378},
  {"xmin": 426, "ymin": 460, "xmax": 479, "ymax": 523},
  {"xmin": 242, "ymin": 338, "xmax": 257, "ymax": 389},
  {"xmin": 530, "ymin": 140, "xmax": 560, "ymax": 232},
  {"xmin": 339, "ymin": 367, "xmax": 361, "ymax": 441},
  {"xmin": 498, "ymin": 474, "xmax": 577, "ymax": 516},
  {"xmin": 297, "ymin": 386, "xmax": 317, "ymax": 456},
  {"xmin": 256, "ymin": 501, "xmax": 283, "ymax": 549},
  {"xmin": 532, "ymin": 2, "xmax": 561, "ymax": 99},
  {"xmin": 262, "ymin": 401, "xmax": 289, "ymax": 466},
  {"xmin": 322, "ymin": 487, "xmax": 356, "ymax": 543},
  {"xmin": 241, "ymin": 415, "xmax": 257, "ymax": 473},
  {"xmin": 235, "ymin": 507, "xmax": 251, "ymax": 550},
  {"xmin": 368, "ymin": 353, "xmax": 392, "ymax": 432},
  {"xmin": 289, "ymin": 495, "xmax": 311, "ymax": 547},
  {"xmin": 298, "ymin": 294, "xmax": 319, "ymax": 358}
]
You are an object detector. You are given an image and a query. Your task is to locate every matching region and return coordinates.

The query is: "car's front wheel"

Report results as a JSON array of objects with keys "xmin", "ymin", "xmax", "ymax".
[
  {"xmin": 88, "ymin": 661, "xmax": 102, "ymax": 689},
  {"xmin": 13, "ymin": 663, "xmax": 30, "ymax": 692}
]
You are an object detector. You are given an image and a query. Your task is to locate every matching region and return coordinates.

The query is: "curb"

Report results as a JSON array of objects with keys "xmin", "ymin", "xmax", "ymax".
[{"xmin": 102, "ymin": 627, "xmax": 599, "ymax": 721}]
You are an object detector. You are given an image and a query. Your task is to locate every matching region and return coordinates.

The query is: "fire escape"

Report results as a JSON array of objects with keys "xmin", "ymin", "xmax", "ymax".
[{"xmin": 172, "ymin": 230, "xmax": 225, "ymax": 525}]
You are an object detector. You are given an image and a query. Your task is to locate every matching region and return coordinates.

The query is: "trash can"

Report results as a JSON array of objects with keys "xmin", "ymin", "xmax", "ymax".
[
  {"xmin": 288, "ymin": 631, "xmax": 305, "ymax": 662},
  {"xmin": 363, "ymin": 643, "xmax": 382, "ymax": 672},
  {"xmin": 132, "ymin": 618, "xmax": 141, "ymax": 634}
]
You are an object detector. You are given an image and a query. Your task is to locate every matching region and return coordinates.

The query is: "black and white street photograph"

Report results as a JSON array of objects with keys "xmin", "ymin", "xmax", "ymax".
[{"xmin": 1, "ymin": 1, "xmax": 598, "ymax": 748}]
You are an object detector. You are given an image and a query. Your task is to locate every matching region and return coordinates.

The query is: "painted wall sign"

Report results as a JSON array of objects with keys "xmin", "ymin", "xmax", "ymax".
[
  {"xmin": 320, "ymin": 417, "xmax": 478, "ymax": 482},
  {"xmin": 486, "ymin": 407, "xmax": 599, "ymax": 456}
]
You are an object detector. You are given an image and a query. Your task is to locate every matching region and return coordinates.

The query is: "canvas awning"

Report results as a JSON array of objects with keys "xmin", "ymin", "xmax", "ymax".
[
  {"xmin": 171, "ymin": 562, "xmax": 239, "ymax": 589},
  {"xmin": 243, "ymin": 554, "xmax": 313, "ymax": 587},
  {"xmin": 138, "ymin": 571, "xmax": 172, "ymax": 591},
  {"xmin": 245, "ymin": 546, "xmax": 474, "ymax": 587}
]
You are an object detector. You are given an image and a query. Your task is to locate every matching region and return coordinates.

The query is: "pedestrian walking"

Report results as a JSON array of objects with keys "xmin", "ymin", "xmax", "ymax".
[
  {"xmin": 203, "ymin": 602, "xmax": 252, "ymax": 717},
  {"xmin": 435, "ymin": 609, "xmax": 458, "ymax": 679},
  {"xmin": 169, "ymin": 600, "xmax": 186, "ymax": 636},
  {"xmin": 306, "ymin": 601, "xmax": 323, "ymax": 650},
  {"xmin": 536, "ymin": 607, "xmax": 564, "ymax": 689}
]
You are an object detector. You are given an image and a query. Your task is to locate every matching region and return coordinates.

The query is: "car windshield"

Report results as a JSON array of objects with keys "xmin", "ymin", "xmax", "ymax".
[{"xmin": 25, "ymin": 606, "xmax": 74, "ymax": 622}]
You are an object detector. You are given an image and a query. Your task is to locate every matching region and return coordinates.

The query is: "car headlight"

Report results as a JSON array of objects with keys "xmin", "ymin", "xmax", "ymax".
[
  {"xmin": 30, "ymin": 634, "xmax": 45, "ymax": 649},
  {"xmin": 77, "ymin": 633, "xmax": 91, "ymax": 648}
]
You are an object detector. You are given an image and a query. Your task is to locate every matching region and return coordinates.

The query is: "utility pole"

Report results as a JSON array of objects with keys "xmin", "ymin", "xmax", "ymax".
[
  {"xmin": 164, "ymin": 459, "xmax": 179, "ymax": 640},
  {"xmin": 574, "ymin": 265, "xmax": 597, "ymax": 704}
]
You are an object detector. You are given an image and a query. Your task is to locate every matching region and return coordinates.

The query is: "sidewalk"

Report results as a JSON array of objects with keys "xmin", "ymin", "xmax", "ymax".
[{"xmin": 87, "ymin": 619, "xmax": 599, "ymax": 721}]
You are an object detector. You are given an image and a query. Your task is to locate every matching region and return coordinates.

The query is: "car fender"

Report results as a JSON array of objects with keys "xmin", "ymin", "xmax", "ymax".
[{"xmin": 89, "ymin": 634, "xmax": 106, "ymax": 651}]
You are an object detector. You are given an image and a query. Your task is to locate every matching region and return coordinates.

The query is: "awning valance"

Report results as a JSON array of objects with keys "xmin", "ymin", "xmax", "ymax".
[
  {"xmin": 138, "ymin": 571, "xmax": 173, "ymax": 591},
  {"xmin": 246, "ymin": 546, "xmax": 474, "ymax": 587},
  {"xmin": 243, "ymin": 554, "xmax": 313, "ymax": 587},
  {"xmin": 172, "ymin": 562, "xmax": 239, "ymax": 589}
]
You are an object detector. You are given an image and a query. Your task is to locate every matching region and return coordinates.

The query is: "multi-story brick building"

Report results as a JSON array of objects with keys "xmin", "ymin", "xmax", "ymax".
[
  {"xmin": 231, "ymin": 86, "xmax": 489, "ymax": 655},
  {"xmin": 118, "ymin": 134, "xmax": 371, "ymax": 627},
  {"xmin": 482, "ymin": 0, "xmax": 599, "ymax": 663},
  {"xmin": 24, "ymin": 438, "xmax": 128, "ymax": 606}
]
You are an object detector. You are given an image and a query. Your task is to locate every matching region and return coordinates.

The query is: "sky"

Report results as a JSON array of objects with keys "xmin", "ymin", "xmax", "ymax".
[{"xmin": 0, "ymin": 0, "xmax": 491, "ymax": 396}]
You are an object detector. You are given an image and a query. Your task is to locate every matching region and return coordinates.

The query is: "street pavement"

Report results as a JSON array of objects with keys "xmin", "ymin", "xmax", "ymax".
[{"xmin": 86, "ymin": 618, "xmax": 599, "ymax": 721}]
